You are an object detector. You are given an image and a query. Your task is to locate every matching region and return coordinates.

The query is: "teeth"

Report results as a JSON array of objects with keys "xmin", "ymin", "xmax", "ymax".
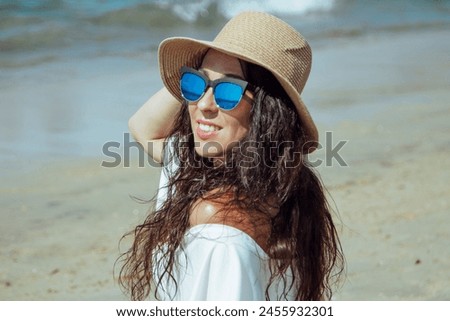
[{"xmin": 198, "ymin": 123, "xmax": 220, "ymax": 132}]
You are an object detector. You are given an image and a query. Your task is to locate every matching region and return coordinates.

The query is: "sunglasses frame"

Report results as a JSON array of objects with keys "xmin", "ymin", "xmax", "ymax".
[{"xmin": 180, "ymin": 66, "xmax": 250, "ymax": 111}]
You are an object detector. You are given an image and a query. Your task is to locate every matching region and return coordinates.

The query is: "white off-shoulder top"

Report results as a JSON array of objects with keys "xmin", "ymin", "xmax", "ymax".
[
  {"xmin": 154, "ymin": 140, "xmax": 294, "ymax": 300},
  {"xmin": 155, "ymin": 224, "xmax": 290, "ymax": 300}
]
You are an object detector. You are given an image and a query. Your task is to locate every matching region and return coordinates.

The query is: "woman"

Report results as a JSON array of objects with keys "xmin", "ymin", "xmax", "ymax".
[{"xmin": 119, "ymin": 11, "xmax": 344, "ymax": 301}]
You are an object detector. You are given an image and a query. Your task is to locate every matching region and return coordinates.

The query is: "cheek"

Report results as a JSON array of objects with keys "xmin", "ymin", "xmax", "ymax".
[
  {"xmin": 228, "ymin": 108, "xmax": 251, "ymax": 138},
  {"xmin": 188, "ymin": 106, "xmax": 196, "ymax": 128},
  {"xmin": 228, "ymin": 119, "xmax": 249, "ymax": 139}
]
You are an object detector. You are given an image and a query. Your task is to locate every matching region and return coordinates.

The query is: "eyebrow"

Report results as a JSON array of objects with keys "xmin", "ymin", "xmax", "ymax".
[{"xmin": 199, "ymin": 68, "xmax": 245, "ymax": 81}]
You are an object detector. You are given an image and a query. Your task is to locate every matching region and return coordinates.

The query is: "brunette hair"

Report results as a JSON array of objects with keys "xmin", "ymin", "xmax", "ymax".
[{"xmin": 118, "ymin": 61, "xmax": 344, "ymax": 300}]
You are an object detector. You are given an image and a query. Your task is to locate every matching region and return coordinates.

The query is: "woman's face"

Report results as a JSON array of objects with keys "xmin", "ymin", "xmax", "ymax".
[{"xmin": 188, "ymin": 49, "xmax": 253, "ymax": 158}]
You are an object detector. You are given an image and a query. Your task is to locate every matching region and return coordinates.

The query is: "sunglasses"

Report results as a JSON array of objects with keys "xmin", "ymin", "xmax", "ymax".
[{"xmin": 180, "ymin": 66, "xmax": 251, "ymax": 111}]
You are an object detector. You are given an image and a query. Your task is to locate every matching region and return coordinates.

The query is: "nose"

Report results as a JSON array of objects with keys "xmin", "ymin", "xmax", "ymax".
[{"xmin": 197, "ymin": 87, "xmax": 219, "ymax": 112}]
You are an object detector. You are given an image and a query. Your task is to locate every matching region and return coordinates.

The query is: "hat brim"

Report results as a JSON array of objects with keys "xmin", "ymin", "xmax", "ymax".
[{"xmin": 158, "ymin": 37, "xmax": 318, "ymax": 153}]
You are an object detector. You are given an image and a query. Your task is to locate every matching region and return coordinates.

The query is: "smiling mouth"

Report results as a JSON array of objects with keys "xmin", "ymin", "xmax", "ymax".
[{"xmin": 198, "ymin": 122, "xmax": 221, "ymax": 132}]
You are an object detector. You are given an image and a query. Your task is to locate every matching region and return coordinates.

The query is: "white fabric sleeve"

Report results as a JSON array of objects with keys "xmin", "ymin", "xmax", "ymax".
[
  {"xmin": 174, "ymin": 227, "xmax": 267, "ymax": 300},
  {"xmin": 155, "ymin": 137, "xmax": 179, "ymax": 210},
  {"xmin": 202, "ymin": 242, "xmax": 265, "ymax": 300}
]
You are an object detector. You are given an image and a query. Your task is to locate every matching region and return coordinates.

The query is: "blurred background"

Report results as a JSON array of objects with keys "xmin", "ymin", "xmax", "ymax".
[
  {"xmin": 1, "ymin": 0, "xmax": 449, "ymax": 300},
  {"xmin": 2, "ymin": 0, "xmax": 449, "ymax": 169}
]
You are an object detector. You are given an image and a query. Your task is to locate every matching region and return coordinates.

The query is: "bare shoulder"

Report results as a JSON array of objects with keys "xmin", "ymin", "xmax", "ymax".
[
  {"xmin": 189, "ymin": 196, "xmax": 271, "ymax": 252},
  {"xmin": 189, "ymin": 198, "xmax": 221, "ymax": 226}
]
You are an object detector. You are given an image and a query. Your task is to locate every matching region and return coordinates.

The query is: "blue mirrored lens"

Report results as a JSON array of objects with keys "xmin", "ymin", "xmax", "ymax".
[
  {"xmin": 214, "ymin": 82, "xmax": 243, "ymax": 110},
  {"xmin": 180, "ymin": 73, "xmax": 206, "ymax": 101}
]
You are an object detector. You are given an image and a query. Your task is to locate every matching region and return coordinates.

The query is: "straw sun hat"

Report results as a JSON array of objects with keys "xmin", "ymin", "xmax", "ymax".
[{"xmin": 158, "ymin": 11, "xmax": 318, "ymax": 152}]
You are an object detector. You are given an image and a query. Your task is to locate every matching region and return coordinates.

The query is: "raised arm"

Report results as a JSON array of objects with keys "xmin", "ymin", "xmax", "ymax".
[{"xmin": 128, "ymin": 87, "xmax": 181, "ymax": 164}]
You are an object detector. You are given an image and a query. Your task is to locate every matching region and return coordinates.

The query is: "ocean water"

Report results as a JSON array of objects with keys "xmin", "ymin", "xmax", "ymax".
[
  {"xmin": 1, "ymin": 0, "xmax": 450, "ymax": 169},
  {"xmin": 2, "ymin": 0, "xmax": 450, "ymax": 67}
]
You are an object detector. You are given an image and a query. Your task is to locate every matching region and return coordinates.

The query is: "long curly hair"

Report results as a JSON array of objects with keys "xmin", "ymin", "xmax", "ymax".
[{"xmin": 118, "ymin": 61, "xmax": 344, "ymax": 300}]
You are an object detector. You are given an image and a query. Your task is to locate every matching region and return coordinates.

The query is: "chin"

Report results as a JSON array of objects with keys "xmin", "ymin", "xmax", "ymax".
[{"xmin": 194, "ymin": 144, "xmax": 224, "ymax": 158}]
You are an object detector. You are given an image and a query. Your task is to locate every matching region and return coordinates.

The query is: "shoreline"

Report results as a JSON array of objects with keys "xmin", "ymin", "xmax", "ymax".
[{"xmin": 1, "ymin": 27, "xmax": 449, "ymax": 300}]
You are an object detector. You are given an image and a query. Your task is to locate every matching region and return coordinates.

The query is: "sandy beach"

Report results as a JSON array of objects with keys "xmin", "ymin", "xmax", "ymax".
[{"xmin": 1, "ymin": 23, "xmax": 449, "ymax": 301}]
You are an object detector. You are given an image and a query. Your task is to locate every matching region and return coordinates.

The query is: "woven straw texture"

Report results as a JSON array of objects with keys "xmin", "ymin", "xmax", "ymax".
[{"xmin": 158, "ymin": 11, "xmax": 318, "ymax": 151}]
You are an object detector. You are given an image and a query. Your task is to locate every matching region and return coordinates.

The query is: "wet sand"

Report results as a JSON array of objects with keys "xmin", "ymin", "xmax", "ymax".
[{"xmin": 0, "ymin": 28, "xmax": 449, "ymax": 300}]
